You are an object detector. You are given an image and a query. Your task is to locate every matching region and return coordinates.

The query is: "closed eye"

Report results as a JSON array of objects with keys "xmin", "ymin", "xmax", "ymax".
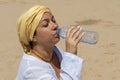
[{"xmin": 42, "ymin": 19, "xmax": 49, "ymax": 27}]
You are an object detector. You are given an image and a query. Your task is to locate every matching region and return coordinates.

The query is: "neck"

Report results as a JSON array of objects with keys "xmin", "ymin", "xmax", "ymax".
[{"xmin": 30, "ymin": 45, "xmax": 54, "ymax": 62}]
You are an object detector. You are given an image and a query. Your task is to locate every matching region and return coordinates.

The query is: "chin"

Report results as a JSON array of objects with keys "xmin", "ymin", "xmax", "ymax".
[{"xmin": 54, "ymin": 38, "xmax": 60, "ymax": 44}]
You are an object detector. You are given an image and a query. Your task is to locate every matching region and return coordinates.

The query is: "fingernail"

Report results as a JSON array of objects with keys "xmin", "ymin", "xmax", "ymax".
[
  {"xmin": 80, "ymin": 27, "xmax": 82, "ymax": 31},
  {"xmin": 77, "ymin": 25, "xmax": 80, "ymax": 28}
]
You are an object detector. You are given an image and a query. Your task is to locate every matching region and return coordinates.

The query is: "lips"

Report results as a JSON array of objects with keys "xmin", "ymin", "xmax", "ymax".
[
  {"xmin": 53, "ymin": 30, "xmax": 59, "ymax": 38},
  {"xmin": 54, "ymin": 32, "xmax": 59, "ymax": 38}
]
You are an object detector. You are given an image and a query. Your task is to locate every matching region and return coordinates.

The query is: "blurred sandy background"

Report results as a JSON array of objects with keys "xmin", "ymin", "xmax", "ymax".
[{"xmin": 0, "ymin": 0, "xmax": 120, "ymax": 80}]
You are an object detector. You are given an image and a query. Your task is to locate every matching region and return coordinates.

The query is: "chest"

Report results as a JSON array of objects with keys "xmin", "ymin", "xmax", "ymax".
[{"xmin": 51, "ymin": 52, "xmax": 60, "ymax": 78}]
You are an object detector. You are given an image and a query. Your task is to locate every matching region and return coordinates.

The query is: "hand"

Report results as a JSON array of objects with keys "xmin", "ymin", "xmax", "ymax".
[{"xmin": 65, "ymin": 25, "xmax": 84, "ymax": 55}]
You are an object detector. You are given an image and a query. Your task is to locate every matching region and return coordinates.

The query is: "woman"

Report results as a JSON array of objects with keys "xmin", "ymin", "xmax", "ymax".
[{"xmin": 16, "ymin": 5, "xmax": 84, "ymax": 80}]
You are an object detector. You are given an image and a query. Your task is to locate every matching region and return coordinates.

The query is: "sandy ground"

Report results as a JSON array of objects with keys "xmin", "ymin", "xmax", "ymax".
[{"xmin": 0, "ymin": 0, "xmax": 120, "ymax": 80}]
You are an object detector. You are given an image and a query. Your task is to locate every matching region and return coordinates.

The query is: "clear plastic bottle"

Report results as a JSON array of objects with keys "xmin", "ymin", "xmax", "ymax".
[{"xmin": 56, "ymin": 26, "xmax": 98, "ymax": 44}]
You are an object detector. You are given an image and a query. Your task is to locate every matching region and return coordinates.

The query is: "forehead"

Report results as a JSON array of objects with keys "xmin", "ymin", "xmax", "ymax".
[{"xmin": 41, "ymin": 12, "xmax": 53, "ymax": 20}]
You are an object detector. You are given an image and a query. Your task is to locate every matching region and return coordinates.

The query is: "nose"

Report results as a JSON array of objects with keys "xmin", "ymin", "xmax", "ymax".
[{"xmin": 51, "ymin": 21, "xmax": 59, "ymax": 30}]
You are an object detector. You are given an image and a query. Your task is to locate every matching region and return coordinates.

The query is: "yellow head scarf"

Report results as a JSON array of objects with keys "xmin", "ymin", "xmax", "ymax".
[{"xmin": 17, "ymin": 5, "xmax": 51, "ymax": 52}]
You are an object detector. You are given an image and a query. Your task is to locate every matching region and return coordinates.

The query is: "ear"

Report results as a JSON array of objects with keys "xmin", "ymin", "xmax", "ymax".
[{"xmin": 32, "ymin": 35, "xmax": 37, "ymax": 42}]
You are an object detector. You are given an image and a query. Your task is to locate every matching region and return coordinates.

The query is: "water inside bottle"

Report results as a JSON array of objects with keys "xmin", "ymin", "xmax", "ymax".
[{"xmin": 80, "ymin": 30, "xmax": 98, "ymax": 44}]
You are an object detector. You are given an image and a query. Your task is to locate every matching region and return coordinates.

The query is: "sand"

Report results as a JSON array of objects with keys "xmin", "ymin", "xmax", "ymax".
[{"xmin": 0, "ymin": 0, "xmax": 120, "ymax": 80}]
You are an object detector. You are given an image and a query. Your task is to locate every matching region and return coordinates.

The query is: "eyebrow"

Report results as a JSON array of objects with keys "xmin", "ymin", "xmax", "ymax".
[{"xmin": 42, "ymin": 19, "xmax": 49, "ymax": 22}]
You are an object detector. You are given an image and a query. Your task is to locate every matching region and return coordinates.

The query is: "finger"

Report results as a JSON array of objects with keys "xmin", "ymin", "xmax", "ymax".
[
  {"xmin": 73, "ymin": 26, "xmax": 82, "ymax": 40},
  {"xmin": 75, "ymin": 32, "xmax": 85, "ymax": 44},
  {"xmin": 70, "ymin": 26, "xmax": 80, "ymax": 38},
  {"xmin": 66, "ymin": 26, "xmax": 74, "ymax": 38}
]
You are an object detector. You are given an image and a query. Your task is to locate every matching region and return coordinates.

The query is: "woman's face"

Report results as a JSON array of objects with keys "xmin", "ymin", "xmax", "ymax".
[{"xmin": 33, "ymin": 12, "xmax": 60, "ymax": 47}]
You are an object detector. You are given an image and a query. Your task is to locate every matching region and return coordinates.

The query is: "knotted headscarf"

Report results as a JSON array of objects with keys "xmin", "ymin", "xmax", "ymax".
[{"xmin": 17, "ymin": 5, "xmax": 51, "ymax": 52}]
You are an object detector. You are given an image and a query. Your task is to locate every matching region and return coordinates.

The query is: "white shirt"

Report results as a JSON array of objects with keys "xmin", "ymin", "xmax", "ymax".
[{"xmin": 16, "ymin": 46, "xmax": 83, "ymax": 80}]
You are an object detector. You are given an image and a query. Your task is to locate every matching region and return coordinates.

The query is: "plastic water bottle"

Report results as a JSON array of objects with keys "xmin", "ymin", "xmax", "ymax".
[{"xmin": 56, "ymin": 26, "xmax": 98, "ymax": 44}]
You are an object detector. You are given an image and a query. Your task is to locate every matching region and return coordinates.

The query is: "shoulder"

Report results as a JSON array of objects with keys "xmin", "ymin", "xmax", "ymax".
[
  {"xmin": 22, "ymin": 53, "xmax": 50, "ymax": 67},
  {"xmin": 19, "ymin": 53, "xmax": 51, "ymax": 75},
  {"xmin": 22, "ymin": 65, "xmax": 56, "ymax": 79},
  {"xmin": 22, "ymin": 53, "xmax": 54, "ymax": 79}
]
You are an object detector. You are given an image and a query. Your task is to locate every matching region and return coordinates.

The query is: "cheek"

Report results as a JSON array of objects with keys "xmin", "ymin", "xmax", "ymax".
[
  {"xmin": 37, "ymin": 31, "xmax": 51, "ymax": 40},
  {"xmin": 36, "ymin": 28, "xmax": 54, "ymax": 40}
]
